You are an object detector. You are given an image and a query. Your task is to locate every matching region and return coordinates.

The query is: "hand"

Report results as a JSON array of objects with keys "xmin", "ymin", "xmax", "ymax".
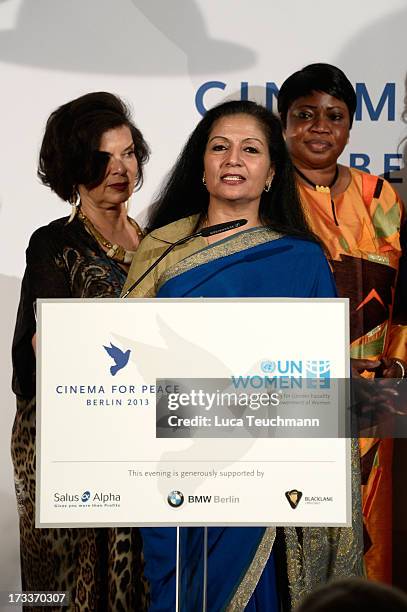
[
  {"xmin": 350, "ymin": 377, "xmax": 402, "ymax": 435},
  {"xmin": 351, "ymin": 358, "xmax": 381, "ymax": 378},
  {"xmin": 376, "ymin": 357, "xmax": 407, "ymax": 379},
  {"xmin": 349, "ymin": 357, "xmax": 407, "ymax": 435}
]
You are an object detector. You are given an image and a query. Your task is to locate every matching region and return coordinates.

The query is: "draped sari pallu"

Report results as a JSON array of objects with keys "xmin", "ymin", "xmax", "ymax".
[{"xmin": 122, "ymin": 220, "xmax": 364, "ymax": 611}]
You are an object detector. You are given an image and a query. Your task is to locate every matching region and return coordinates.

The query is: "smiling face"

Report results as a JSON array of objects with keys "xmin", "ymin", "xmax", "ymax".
[
  {"xmin": 203, "ymin": 113, "xmax": 273, "ymax": 212},
  {"xmin": 284, "ymin": 91, "xmax": 350, "ymax": 170},
  {"xmin": 78, "ymin": 125, "xmax": 138, "ymax": 211}
]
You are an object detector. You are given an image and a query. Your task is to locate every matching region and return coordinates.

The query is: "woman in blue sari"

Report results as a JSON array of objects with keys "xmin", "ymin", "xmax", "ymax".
[{"xmin": 123, "ymin": 101, "xmax": 363, "ymax": 610}]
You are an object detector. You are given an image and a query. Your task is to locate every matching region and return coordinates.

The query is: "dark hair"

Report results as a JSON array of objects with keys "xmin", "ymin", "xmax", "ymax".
[
  {"xmin": 277, "ymin": 63, "xmax": 357, "ymax": 128},
  {"xmin": 147, "ymin": 99, "xmax": 316, "ymax": 242},
  {"xmin": 296, "ymin": 578, "xmax": 407, "ymax": 612},
  {"xmin": 38, "ymin": 92, "xmax": 150, "ymax": 202}
]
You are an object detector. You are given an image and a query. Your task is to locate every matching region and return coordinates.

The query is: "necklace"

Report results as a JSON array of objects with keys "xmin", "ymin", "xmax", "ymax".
[
  {"xmin": 294, "ymin": 165, "xmax": 339, "ymax": 193},
  {"xmin": 78, "ymin": 208, "xmax": 144, "ymax": 265},
  {"xmin": 294, "ymin": 165, "xmax": 340, "ymax": 226}
]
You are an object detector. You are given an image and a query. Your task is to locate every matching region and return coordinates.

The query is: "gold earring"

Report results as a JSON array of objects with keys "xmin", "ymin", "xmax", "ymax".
[
  {"xmin": 202, "ymin": 172, "xmax": 206, "ymax": 186},
  {"xmin": 67, "ymin": 192, "xmax": 80, "ymax": 223},
  {"xmin": 264, "ymin": 177, "xmax": 273, "ymax": 192}
]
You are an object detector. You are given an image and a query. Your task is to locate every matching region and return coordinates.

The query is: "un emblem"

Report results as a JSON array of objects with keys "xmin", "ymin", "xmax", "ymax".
[{"xmin": 261, "ymin": 360, "xmax": 275, "ymax": 374}]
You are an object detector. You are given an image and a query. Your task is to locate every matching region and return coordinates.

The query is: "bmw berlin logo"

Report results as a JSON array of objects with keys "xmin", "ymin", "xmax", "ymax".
[{"xmin": 167, "ymin": 491, "xmax": 184, "ymax": 508}]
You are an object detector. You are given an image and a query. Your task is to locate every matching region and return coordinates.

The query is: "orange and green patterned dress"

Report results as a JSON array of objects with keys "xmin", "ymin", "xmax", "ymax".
[{"xmin": 298, "ymin": 167, "xmax": 406, "ymax": 583}]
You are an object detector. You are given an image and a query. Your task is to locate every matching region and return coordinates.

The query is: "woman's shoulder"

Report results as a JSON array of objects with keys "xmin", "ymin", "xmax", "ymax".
[
  {"xmin": 26, "ymin": 216, "xmax": 72, "ymax": 252},
  {"xmin": 123, "ymin": 215, "xmax": 201, "ymax": 297},
  {"xmin": 27, "ymin": 215, "xmax": 93, "ymax": 254},
  {"xmin": 133, "ymin": 215, "xmax": 199, "ymax": 258},
  {"xmin": 147, "ymin": 215, "xmax": 200, "ymax": 245},
  {"xmin": 28, "ymin": 216, "xmax": 74, "ymax": 244},
  {"xmin": 128, "ymin": 216, "xmax": 199, "ymax": 271},
  {"xmin": 349, "ymin": 167, "xmax": 384, "ymax": 183},
  {"xmin": 282, "ymin": 234, "xmax": 325, "ymax": 256},
  {"xmin": 349, "ymin": 167, "xmax": 402, "ymax": 206}
]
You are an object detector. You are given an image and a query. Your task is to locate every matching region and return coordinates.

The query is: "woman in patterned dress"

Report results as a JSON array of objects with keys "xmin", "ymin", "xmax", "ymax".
[
  {"xmin": 278, "ymin": 63, "xmax": 407, "ymax": 584},
  {"xmin": 12, "ymin": 92, "xmax": 150, "ymax": 611}
]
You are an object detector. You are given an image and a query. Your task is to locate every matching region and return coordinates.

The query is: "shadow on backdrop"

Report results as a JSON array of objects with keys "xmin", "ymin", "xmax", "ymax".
[{"xmin": 0, "ymin": 0, "xmax": 256, "ymax": 74}]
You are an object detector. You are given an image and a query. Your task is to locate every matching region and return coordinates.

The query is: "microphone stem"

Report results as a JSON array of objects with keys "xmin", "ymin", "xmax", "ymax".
[
  {"xmin": 120, "ymin": 219, "xmax": 247, "ymax": 299},
  {"xmin": 121, "ymin": 232, "xmax": 200, "ymax": 298}
]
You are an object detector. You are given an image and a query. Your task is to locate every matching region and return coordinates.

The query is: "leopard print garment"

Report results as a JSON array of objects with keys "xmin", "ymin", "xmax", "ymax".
[
  {"xmin": 12, "ymin": 390, "xmax": 149, "ymax": 612},
  {"xmin": 12, "ymin": 217, "xmax": 149, "ymax": 611}
]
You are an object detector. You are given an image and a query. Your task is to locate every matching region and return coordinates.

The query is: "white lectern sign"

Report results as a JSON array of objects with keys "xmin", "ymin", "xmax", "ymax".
[{"xmin": 37, "ymin": 298, "xmax": 351, "ymax": 527}]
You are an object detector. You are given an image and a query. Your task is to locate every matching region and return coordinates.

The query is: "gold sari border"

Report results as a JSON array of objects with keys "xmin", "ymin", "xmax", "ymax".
[
  {"xmin": 227, "ymin": 527, "xmax": 276, "ymax": 611},
  {"xmin": 157, "ymin": 227, "xmax": 283, "ymax": 292}
]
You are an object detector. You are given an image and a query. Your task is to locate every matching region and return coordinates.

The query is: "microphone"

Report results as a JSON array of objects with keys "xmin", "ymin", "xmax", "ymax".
[
  {"xmin": 121, "ymin": 218, "xmax": 247, "ymax": 298},
  {"xmin": 199, "ymin": 218, "xmax": 247, "ymax": 237}
]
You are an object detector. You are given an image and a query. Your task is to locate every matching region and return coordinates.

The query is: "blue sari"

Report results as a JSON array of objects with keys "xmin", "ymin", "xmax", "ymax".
[
  {"xmin": 157, "ymin": 229, "xmax": 335, "ymax": 299},
  {"xmin": 140, "ymin": 227, "xmax": 337, "ymax": 611}
]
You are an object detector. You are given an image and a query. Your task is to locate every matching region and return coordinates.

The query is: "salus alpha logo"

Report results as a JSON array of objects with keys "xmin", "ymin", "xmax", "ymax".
[
  {"xmin": 285, "ymin": 489, "xmax": 303, "ymax": 509},
  {"xmin": 167, "ymin": 491, "xmax": 184, "ymax": 508},
  {"xmin": 103, "ymin": 342, "xmax": 131, "ymax": 376},
  {"xmin": 53, "ymin": 490, "xmax": 121, "ymax": 508},
  {"xmin": 81, "ymin": 490, "xmax": 91, "ymax": 503}
]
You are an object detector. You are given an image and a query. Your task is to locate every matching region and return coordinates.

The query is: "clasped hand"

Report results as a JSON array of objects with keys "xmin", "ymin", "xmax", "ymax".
[{"xmin": 350, "ymin": 358, "xmax": 407, "ymax": 435}]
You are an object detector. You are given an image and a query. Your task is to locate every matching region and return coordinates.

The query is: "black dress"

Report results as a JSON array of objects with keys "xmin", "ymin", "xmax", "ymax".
[{"xmin": 12, "ymin": 216, "xmax": 148, "ymax": 611}]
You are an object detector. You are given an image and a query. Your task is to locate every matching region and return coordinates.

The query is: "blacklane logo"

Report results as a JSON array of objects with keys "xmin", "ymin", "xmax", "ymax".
[
  {"xmin": 167, "ymin": 491, "xmax": 184, "ymax": 508},
  {"xmin": 285, "ymin": 489, "xmax": 303, "ymax": 509},
  {"xmin": 304, "ymin": 495, "xmax": 334, "ymax": 505}
]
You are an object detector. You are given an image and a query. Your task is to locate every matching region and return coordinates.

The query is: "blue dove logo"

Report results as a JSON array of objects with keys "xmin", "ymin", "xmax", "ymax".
[{"xmin": 103, "ymin": 343, "xmax": 131, "ymax": 376}]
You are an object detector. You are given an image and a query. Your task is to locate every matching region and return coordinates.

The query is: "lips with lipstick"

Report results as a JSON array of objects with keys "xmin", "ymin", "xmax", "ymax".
[
  {"xmin": 108, "ymin": 181, "xmax": 129, "ymax": 191},
  {"xmin": 221, "ymin": 173, "xmax": 246, "ymax": 184}
]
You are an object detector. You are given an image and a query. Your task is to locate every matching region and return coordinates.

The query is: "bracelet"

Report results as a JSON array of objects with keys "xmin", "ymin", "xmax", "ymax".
[{"xmin": 394, "ymin": 359, "xmax": 406, "ymax": 379}]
